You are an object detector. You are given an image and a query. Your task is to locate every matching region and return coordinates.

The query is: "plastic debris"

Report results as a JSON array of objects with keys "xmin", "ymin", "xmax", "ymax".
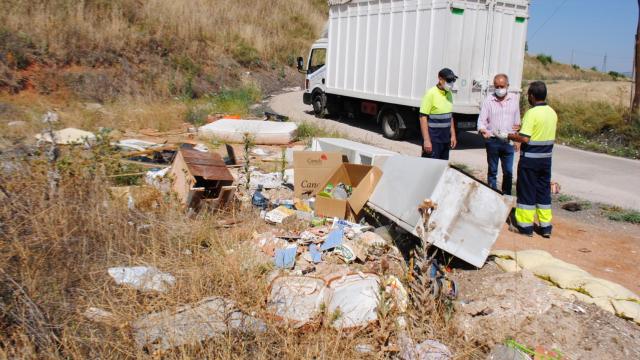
[
  {"xmin": 265, "ymin": 206, "xmax": 297, "ymax": 224},
  {"xmin": 333, "ymin": 244, "xmax": 357, "ymax": 263},
  {"xmin": 132, "ymin": 296, "xmax": 266, "ymax": 354},
  {"xmin": 398, "ymin": 332, "xmax": 452, "ymax": 360},
  {"xmin": 309, "ymin": 244, "xmax": 323, "ymax": 263},
  {"xmin": 385, "ymin": 276, "xmax": 409, "ymax": 312},
  {"xmin": 83, "ymin": 307, "xmax": 120, "ymax": 327},
  {"xmin": 108, "ymin": 266, "xmax": 175, "ymax": 292},
  {"xmin": 114, "ymin": 139, "xmax": 158, "ymax": 151},
  {"xmin": 275, "ymin": 245, "xmax": 298, "ymax": 269},
  {"xmin": 326, "ymin": 273, "xmax": 379, "ymax": 329},
  {"xmin": 250, "ymin": 171, "xmax": 284, "ymax": 190},
  {"xmin": 320, "ymin": 228, "xmax": 344, "ymax": 251},
  {"xmin": 267, "ymin": 276, "xmax": 327, "ymax": 327}
]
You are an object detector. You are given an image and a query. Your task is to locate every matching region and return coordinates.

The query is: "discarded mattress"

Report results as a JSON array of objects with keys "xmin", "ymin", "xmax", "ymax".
[
  {"xmin": 35, "ymin": 127, "xmax": 96, "ymax": 145},
  {"xmin": 325, "ymin": 273, "xmax": 379, "ymax": 329},
  {"xmin": 199, "ymin": 119, "xmax": 297, "ymax": 145},
  {"xmin": 368, "ymin": 156, "xmax": 513, "ymax": 268}
]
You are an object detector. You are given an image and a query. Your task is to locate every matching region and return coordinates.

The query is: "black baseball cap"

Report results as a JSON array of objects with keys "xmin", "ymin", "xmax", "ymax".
[{"xmin": 438, "ymin": 68, "xmax": 458, "ymax": 82}]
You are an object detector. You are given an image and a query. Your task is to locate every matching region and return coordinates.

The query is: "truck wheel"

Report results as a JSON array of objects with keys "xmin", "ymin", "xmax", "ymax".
[
  {"xmin": 312, "ymin": 91, "xmax": 327, "ymax": 117},
  {"xmin": 379, "ymin": 107, "xmax": 406, "ymax": 140}
]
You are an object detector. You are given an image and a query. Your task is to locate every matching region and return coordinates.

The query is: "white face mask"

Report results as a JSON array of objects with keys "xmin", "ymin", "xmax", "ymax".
[
  {"xmin": 444, "ymin": 82, "xmax": 454, "ymax": 91},
  {"xmin": 495, "ymin": 88, "xmax": 508, "ymax": 98}
]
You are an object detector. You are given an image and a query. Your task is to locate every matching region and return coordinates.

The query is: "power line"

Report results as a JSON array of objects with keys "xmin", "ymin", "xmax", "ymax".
[{"xmin": 529, "ymin": 0, "xmax": 570, "ymax": 41}]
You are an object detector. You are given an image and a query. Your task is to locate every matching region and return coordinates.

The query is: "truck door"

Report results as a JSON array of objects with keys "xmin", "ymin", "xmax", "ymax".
[{"xmin": 307, "ymin": 47, "xmax": 327, "ymax": 93}]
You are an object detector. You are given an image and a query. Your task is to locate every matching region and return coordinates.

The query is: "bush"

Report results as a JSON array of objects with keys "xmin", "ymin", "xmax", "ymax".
[
  {"xmin": 571, "ymin": 64, "xmax": 580, "ymax": 70},
  {"xmin": 536, "ymin": 54, "xmax": 553, "ymax": 66},
  {"xmin": 608, "ymin": 71, "xmax": 625, "ymax": 80},
  {"xmin": 551, "ymin": 100, "xmax": 640, "ymax": 158},
  {"xmin": 231, "ymin": 40, "xmax": 261, "ymax": 67}
]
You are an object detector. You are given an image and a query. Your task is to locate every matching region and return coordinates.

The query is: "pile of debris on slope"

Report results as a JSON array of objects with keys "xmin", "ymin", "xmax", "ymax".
[{"xmin": 48, "ymin": 112, "xmax": 637, "ymax": 356}]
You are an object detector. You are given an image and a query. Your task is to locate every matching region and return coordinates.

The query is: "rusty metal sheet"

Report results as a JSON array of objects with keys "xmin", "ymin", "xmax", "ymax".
[{"xmin": 180, "ymin": 148, "xmax": 234, "ymax": 182}]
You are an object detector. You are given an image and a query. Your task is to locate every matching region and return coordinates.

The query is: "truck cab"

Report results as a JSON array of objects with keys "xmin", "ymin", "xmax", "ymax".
[{"xmin": 300, "ymin": 39, "xmax": 328, "ymax": 116}]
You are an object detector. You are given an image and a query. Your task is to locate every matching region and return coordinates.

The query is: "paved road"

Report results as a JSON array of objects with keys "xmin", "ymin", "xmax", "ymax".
[{"xmin": 271, "ymin": 90, "xmax": 640, "ymax": 211}]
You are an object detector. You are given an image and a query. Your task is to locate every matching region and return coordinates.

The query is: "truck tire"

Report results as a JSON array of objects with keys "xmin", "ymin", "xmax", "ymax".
[
  {"xmin": 379, "ymin": 106, "xmax": 406, "ymax": 140},
  {"xmin": 312, "ymin": 91, "xmax": 327, "ymax": 117}
]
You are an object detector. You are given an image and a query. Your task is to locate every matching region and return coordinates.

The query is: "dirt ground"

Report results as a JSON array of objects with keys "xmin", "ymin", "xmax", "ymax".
[
  {"xmin": 452, "ymin": 263, "xmax": 640, "ymax": 359},
  {"xmin": 494, "ymin": 211, "xmax": 640, "ymax": 294}
]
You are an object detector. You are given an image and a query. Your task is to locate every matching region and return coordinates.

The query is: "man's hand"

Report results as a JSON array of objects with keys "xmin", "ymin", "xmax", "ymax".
[
  {"xmin": 513, "ymin": 142, "xmax": 521, "ymax": 152},
  {"xmin": 479, "ymin": 129, "xmax": 491, "ymax": 139},
  {"xmin": 493, "ymin": 130, "xmax": 509, "ymax": 142},
  {"xmin": 513, "ymin": 124, "xmax": 521, "ymax": 132},
  {"xmin": 423, "ymin": 139, "xmax": 432, "ymax": 154},
  {"xmin": 450, "ymin": 135, "xmax": 457, "ymax": 149}
]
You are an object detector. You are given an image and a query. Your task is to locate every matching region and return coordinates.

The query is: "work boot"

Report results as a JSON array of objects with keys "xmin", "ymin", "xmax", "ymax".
[{"xmin": 541, "ymin": 227, "xmax": 552, "ymax": 239}]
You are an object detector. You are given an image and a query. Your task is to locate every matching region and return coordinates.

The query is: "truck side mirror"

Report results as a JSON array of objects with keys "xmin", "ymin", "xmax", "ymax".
[{"xmin": 296, "ymin": 57, "xmax": 304, "ymax": 71}]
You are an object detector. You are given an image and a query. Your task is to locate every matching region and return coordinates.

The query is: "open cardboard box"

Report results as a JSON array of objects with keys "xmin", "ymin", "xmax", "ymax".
[
  {"xmin": 293, "ymin": 151, "xmax": 346, "ymax": 198},
  {"xmin": 315, "ymin": 163, "xmax": 382, "ymax": 220}
]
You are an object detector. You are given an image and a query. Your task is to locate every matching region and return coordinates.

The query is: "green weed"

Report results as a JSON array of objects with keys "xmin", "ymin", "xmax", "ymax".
[
  {"xmin": 602, "ymin": 206, "xmax": 640, "ymax": 224},
  {"xmin": 295, "ymin": 121, "xmax": 344, "ymax": 143}
]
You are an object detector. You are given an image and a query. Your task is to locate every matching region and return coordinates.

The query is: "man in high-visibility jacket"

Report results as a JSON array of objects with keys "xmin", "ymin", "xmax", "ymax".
[
  {"xmin": 419, "ymin": 68, "xmax": 458, "ymax": 160},
  {"xmin": 501, "ymin": 81, "xmax": 557, "ymax": 237}
]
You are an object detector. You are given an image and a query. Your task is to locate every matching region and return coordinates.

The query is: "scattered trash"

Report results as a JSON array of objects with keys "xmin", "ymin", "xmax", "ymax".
[
  {"xmin": 265, "ymin": 206, "xmax": 297, "ymax": 224},
  {"xmin": 275, "ymin": 245, "xmax": 298, "ymax": 269},
  {"xmin": 561, "ymin": 201, "xmax": 583, "ymax": 212},
  {"xmin": 199, "ymin": 119, "xmax": 298, "ymax": 145},
  {"xmin": 145, "ymin": 167, "xmax": 170, "ymax": 192},
  {"xmin": 108, "ymin": 266, "xmax": 175, "ymax": 292},
  {"xmin": 385, "ymin": 276, "xmax": 409, "ymax": 312},
  {"xmin": 7, "ymin": 120, "xmax": 27, "ymax": 127},
  {"xmin": 114, "ymin": 139, "xmax": 159, "ymax": 152},
  {"xmin": 397, "ymin": 332, "xmax": 452, "ymax": 360},
  {"xmin": 251, "ymin": 148, "xmax": 272, "ymax": 156},
  {"xmin": 267, "ymin": 276, "xmax": 327, "ymax": 327},
  {"xmin": 264, "ymin": 111, "xmax": 289, "ymax": 122},
  {"xmin": 132, "ymin": 296, "xmax": 266, "ymax": 354},
  {"xmin": 252, "ymin": 185, "xmax": 268, "ymax": 208},
  {"xmin": 249, "ymin": 171, "xmax": 283, "ymax": 189},
  {"xmin": 83, "ymin": 307, "xmax": 120, "ymax": 327},
  {"xmin": 320, "ymin": 228, "xmax": 344, "ymax": 251},
  {"xmin": 355, "ymin": 344, "xmax": 375, "ymax": 353},
  {"xmin": 333, "ymin": 244, "xmax": 357, "ymax": 263},
  {"xmin": 309, "ymin": 244, "xmax": 323, "ymax": 263},
  {"xmin": 35, "ymin": 127, "xmax": 96, "ymax": 145},
  {"xmin": 168, "ymin": 145, "xmax": 235, "ymax": 209},
  {"xmin": 325, "ymin": 273, "xmax": 379, "ymax": 329}
]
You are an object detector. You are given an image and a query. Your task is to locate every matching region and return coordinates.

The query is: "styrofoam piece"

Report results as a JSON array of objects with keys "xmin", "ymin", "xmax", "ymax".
[
  {"xmin": 199, "ymin": 119, "xmax": 297, "ymax": 145},
  {"xmin": 368, "ymin": 156, "xmax": 513, "ymax": 268},
  {"xmin": 108, "ymin": 266, "xmax": 175, "ymax": 292},
  {"xmin": 311, "ymin": 138, "xmax": 397, "ymax": 167},
  {"xmin": 36, "ymin": 128, "xmax": 96, "ymax": 145},
  {"xmin": 114, "ymin": 139, "xmax": 158, "ymax": 151}
]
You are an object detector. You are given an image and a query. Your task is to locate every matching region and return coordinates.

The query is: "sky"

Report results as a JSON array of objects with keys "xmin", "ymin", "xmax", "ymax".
[{"xmin": 527, "ymin": 0, "xmax": 637, "ymax": 73}]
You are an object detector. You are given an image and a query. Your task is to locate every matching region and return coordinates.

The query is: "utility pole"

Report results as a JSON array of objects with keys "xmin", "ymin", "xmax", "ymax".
[
  {"xmin": 633, "ymin": 0, "xmax": 640, "ymax": 112},
  {"xmin": 602, "ymin": 53, "xmax": 607, "ymax": 73},
  {"xmin": 570, "ymin": 49, "xmax": 575, "ymax": 65}
]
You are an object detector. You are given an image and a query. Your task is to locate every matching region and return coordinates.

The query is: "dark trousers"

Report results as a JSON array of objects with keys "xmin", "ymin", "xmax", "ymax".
[
  {"xmin": 422, "ymin": 142, "xmax": 450, "ymax": 160},
  {"xmin": 515, "ymin": 158, "xmax": 553, "ymax": 235},
  {"xmin": 485, "ymin": 138, "xmax": 514, "ymax": 194}
]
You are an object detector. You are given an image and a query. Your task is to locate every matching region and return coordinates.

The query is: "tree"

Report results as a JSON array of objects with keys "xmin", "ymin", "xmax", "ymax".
[{"xmin": 633, "ymin": 0, "xmax": 640, "ymax": 112}]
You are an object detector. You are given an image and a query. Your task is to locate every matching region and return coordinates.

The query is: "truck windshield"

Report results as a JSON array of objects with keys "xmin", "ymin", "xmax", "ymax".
[{"xmin": 308, "ymin": 48, "xmax": 326, "ymax": 74}]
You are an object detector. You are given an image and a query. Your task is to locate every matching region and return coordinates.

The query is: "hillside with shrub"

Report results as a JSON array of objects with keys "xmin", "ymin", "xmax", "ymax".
[{"xmin": 0, "ymin": 0, "xmax": 327, "ymax": 101}]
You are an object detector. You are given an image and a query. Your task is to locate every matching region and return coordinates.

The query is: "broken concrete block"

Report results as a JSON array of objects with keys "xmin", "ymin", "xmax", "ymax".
[
  {"xmin": 108, "ymin": 266, "xmax": 175, "ymax": 293},
  {"xmin": 132, "ymin": 297, "xmax": 266, "ymax": 354}
]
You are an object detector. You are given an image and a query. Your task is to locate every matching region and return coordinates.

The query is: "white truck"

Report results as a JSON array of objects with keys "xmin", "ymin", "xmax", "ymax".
[{"xmin": 298, "ymin": 0, "xmax": 529, "ymax": 140}]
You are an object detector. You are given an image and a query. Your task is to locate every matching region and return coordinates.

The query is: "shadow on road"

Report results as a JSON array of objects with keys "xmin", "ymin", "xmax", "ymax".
[{"xmin": 304, "ymin": 110, "xmax": 486, "ymax": 150}]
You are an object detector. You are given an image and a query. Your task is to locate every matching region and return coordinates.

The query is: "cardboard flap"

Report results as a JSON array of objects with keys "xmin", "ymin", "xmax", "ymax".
[{"xmin": 349, "ymin": 166, "xmax": 382, "ymax": 214}]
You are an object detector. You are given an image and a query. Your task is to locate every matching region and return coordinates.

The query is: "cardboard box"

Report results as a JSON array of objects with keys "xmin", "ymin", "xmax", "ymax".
[
  {"xmin": 293, "ymin": 151, "xmax": 345, "ymax": 198},
  {"xmin": 315, "ymin": 163, "xmax": 382, "ymax": 220}
]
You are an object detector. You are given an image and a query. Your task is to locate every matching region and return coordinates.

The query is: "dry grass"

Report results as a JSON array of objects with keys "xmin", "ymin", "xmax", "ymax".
[
  {"xmin": 0, "ymin": 0, "xmax": 326, "ymax": 65},
  {"xmin": 0, "ymin": 140, "xmax": 483, "ymax": 358},
  {"xmin": 523, "ymin": 54, "xmax": 618, "ymax": 81}
]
